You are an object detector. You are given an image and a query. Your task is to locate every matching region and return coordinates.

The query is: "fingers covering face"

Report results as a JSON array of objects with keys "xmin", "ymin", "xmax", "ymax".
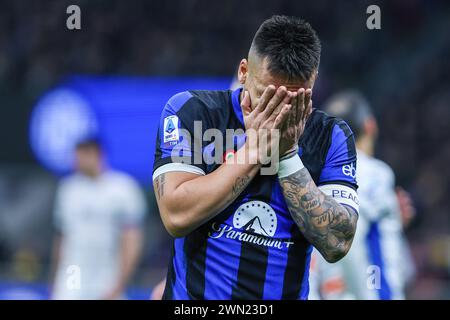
[
  {"xmin": 247, "ymin": 85, "xmax": 312, "ymax": 127},
  {"xmin": 303, "ymin": 89, "xmax": 312, "ymax": 122},
  {"xmin": 264, "ymin": 86, "xmax": 289, "ymax": 116},
  {"xmin": 254, "ymin": 85, "xmax": 276, "ymax": 113},
  {"xmin": 273, "ymin": 104, "xmax": 292, "ymax": 129},
  {"xmin": 293, "ymin": 88, "xmax": 312, "ymax": 125}
]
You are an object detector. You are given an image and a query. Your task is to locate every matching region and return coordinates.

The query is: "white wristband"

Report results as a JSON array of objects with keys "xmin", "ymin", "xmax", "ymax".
[{"xmin": 278, "ymin": 154, "xmax": 305, "ymax": 178}]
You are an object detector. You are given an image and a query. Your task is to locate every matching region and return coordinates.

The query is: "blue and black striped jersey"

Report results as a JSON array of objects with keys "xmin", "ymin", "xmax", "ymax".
[{"xmin": 153, "ymin": 88, "xmax": 358, "ymax": 300}]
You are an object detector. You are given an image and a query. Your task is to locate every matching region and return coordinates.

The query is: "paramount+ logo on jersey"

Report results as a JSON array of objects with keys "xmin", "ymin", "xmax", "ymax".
[
  {"xmin": 233, "ymin": 200, "xmax": 277, "ymax": 237},
  {"xmin": 207, "ymin": 200, "xmax": 295, "ymax": 250}
]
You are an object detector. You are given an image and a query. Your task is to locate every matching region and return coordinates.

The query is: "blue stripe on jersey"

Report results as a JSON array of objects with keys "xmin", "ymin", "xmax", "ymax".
[
  {"xmin": 204, "ymin": 195, "xmax": 251, "ymax": 299},
  {"xmin": 298, "ymin": 244, "xmax": 313, "ymax": 300},
  {"xmin": 204, "ymin": 234, "xmax": 241, "ymax": 299},
  {"xmin": 172, "ymin": 237, "xmax": 190, "ymax": 299},
  {"xmin": 167, "ymin": 91, "xmax": 194, "ymax": 113},
  {"xmin": 159, "ymin": 91, "xmax": 194, "ymax": 159},
  {"xmin": 318, "ymin": 123, "xmax": 356, "ymax": 185},
  {"xmin": 262, "ymin": 181, "xmax": 290, "ymax": 299},
  {"xmin": 325, "ymin": 124, "xmax": 347, "ymax": 161},
  {"xmin": 231, "ymin": 88, "xmax": 244, "ymax": 125},
  {"xmin": 263, "ymin": 246, "xmax": 289, "ymax": 299},
  {"xmin": 262, "ymin": 179, "xmax": 313, "ymax": 300},
  {"xmin": 366, "ymin": 222, "xmax": 392, "ymax": 300}
]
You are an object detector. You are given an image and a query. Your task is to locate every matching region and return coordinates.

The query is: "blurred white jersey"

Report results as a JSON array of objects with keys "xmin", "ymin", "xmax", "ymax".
[
  {"xmin": 52, "ymin": 170, "xmax": 146, "ymax": 300},
  {"xmin": 309, "ymin": 150, "xmax": 414, "ymax": 300}
]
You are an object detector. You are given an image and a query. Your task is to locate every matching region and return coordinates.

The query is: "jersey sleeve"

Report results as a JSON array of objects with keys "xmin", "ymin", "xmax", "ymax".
[
  {"xmin": 152, "ymin": 91, "xmax": 207, "ymax": 180},
  {"xmin": 318, "ymin": 121, "xmax": 359, "ymax": 213}
]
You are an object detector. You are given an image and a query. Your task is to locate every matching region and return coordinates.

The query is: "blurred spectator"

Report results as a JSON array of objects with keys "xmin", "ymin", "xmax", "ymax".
[{"xmin": 50, "ymin": 138, "xmax": 146, "ymax": 299}]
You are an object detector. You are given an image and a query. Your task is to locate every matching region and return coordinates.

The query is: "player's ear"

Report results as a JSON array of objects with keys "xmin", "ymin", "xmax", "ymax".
[{"xmin": 238, "ymin": 59, "xmax": 248, "ymax": 84}]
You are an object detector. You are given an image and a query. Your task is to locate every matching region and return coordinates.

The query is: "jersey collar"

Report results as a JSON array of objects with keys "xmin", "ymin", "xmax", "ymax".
[{"xmin": 231, "ymin": 87, "xmax": 244, "ymax": 126}]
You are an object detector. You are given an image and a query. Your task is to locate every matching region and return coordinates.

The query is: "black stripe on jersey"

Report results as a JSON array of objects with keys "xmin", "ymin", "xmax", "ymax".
[
  {"xmin": 231, "ymin": 240, "xmax": 269, "ymax": 299},
  {"xmin": 281, "ymin": 224, "xmax": 310, "ymax": 299},
  {"xmin": 184, "ymin": 228, "xmax": 208, "ymax": 299},
  {"xmin": 337, "ymin": 120, "xmax": 356, "ymax": 160},
  {"xmin": 231, "ymin": 175, "xmax": 273, "ymax": 299},
  {"xmin": 162, "ymin": 245, "xmax": 176, "ymax": 300},
  {"xmin": 337, "ymin": 120, "xmax": 358, "ymax": 190}
]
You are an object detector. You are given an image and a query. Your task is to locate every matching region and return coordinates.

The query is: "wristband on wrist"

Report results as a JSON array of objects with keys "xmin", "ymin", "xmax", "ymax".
[
  {"xmin": 280, "ymin": 146, "xmax": 299, "ymax": 161},
  {"xmin": 278, "ymin": 154, "xmax": 305, "ymax": 178}
]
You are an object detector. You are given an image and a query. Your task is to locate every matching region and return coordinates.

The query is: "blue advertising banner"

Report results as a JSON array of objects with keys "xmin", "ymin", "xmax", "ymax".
[{"xmin": 29, "ymin": 76, "xmax": 232, "ymax": 185}]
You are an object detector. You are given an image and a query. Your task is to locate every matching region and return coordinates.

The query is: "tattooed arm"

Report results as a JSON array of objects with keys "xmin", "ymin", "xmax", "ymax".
[
  {"xmin": 153, "ymin": 151, "xmax": 260, "ymax": 238},
  {"xmin": 276, "ymin": 87, "xmax": 358, "ymax": 263},
  {"xmin": 154, "ymin": 86, "xmax": 292, "ymax": 238},
  {"xmin": 279, "ymin": 167, "xmax": 358, "ymax": 263}
]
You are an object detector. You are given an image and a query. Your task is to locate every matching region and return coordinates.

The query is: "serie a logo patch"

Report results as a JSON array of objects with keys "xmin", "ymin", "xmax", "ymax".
[{"xmin": 163, "ymin": 115, "xmax": 180, "ymax": 144}]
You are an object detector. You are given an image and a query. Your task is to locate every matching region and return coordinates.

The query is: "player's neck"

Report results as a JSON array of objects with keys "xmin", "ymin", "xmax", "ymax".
[{"xmin": 356, "ymin": 136, "xmax": 374, "ymax": 157}]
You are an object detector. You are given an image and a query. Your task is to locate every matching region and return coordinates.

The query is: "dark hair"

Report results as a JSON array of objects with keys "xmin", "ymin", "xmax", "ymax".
[
  {"xmin": 251, "ymin": 15, "xmax": 321, "ymax": 81},
  {"xmin": 323, "ymin": 90, "xmax": 373, "ymax": 139}
]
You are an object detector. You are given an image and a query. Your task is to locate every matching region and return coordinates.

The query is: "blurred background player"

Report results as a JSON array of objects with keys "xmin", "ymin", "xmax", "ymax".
[
  {"xmin": 309, "ymin": 90, "xmax": 416, "ymax": 300},
  {"xmin": 50, "ymin": 138, "xmax": 146, "ymax": 300}
]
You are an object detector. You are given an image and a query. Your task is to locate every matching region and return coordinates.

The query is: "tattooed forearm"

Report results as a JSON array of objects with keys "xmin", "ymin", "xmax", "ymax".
[
  {"xmin": 280, "ymin": 168, "xmax": 358, "ymax": 263},
  {"xmin": 232, "ymin": 175, "xmax": 250, "ymax": 196},
  {"xmin": 155, "ymin": 173, "xmax": 166, "ymax": 200}
]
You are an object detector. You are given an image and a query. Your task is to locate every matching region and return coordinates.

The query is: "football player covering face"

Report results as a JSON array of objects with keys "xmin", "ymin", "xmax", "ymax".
[
  {"xmin": 237, "ymin": 46, "xmax": 316, "ymax": 158},
  {"xmin": 236, "ymin": 36, "xmax": 357, "ymax": 263},
  {"xmin": 152, "ymin": 15, "xmax": 359, "ymax": 300}
]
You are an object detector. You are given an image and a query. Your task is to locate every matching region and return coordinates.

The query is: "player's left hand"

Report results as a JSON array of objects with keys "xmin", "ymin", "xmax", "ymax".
[{"xmin": 279, "ymin": 88, "xmax": 312, "ymax": 157}]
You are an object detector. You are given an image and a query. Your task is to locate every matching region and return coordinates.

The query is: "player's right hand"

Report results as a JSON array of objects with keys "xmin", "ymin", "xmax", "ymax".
[
  {"xmin": 242, "ymin": 85, "xmax": 293, "ymax": 131},
  {"xmin": 279, "ymin": 88, "xmax": 313, "ymax": 157}
]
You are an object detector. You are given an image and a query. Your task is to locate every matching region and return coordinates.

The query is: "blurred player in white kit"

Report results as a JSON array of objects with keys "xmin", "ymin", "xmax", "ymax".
[
  {"xmin": 309, "ymin": 90, "xmax": 415, "ymax": 300},
  {"xmin": 50, "ymin": 138, "xmax": 147, "ymax": 300}
]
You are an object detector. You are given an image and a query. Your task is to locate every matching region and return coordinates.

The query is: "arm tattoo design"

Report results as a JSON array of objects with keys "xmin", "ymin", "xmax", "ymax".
[
  {"xmin": 155, "ymin": 173, "xmax": 166, "ymax": 200},
  {"xmin": 279, "ymin": 168, "xmax": 358, "ymax": 262},
  {"xmin": 232, "ymin": 175, "xmax": 250, "ymax": 197}
]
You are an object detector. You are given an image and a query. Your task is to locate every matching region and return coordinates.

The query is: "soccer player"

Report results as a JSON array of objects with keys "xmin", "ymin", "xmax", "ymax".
[
  {"xmin": 309, "ymin": 90, "xmax": 415, "ymax": 300},
  {"xmin": 152, "ymin": 16, "xmax": 359, "ymax": 300},
  {"xmin": 51, "ymin": 138, "xmax": 146, "ymax": 299}
]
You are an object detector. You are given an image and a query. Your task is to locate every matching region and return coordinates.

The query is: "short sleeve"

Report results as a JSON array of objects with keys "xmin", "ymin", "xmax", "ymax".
[
  {"xmin": 318, "ymin": 121, "xmax": 359, "ymax": 213},
  {"xmin": 152, "ymin": 91, "xmax": 207, "ymax": 180},
  {"xmin": 318, "ymin": 121, "xmax": 357, "ymax": 188}
]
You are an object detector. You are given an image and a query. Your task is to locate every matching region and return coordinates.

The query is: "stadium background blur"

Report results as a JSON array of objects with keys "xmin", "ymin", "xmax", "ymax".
[{"xmin": 0, "ymin": 0, "xmax": 449, "ymax": 299}]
